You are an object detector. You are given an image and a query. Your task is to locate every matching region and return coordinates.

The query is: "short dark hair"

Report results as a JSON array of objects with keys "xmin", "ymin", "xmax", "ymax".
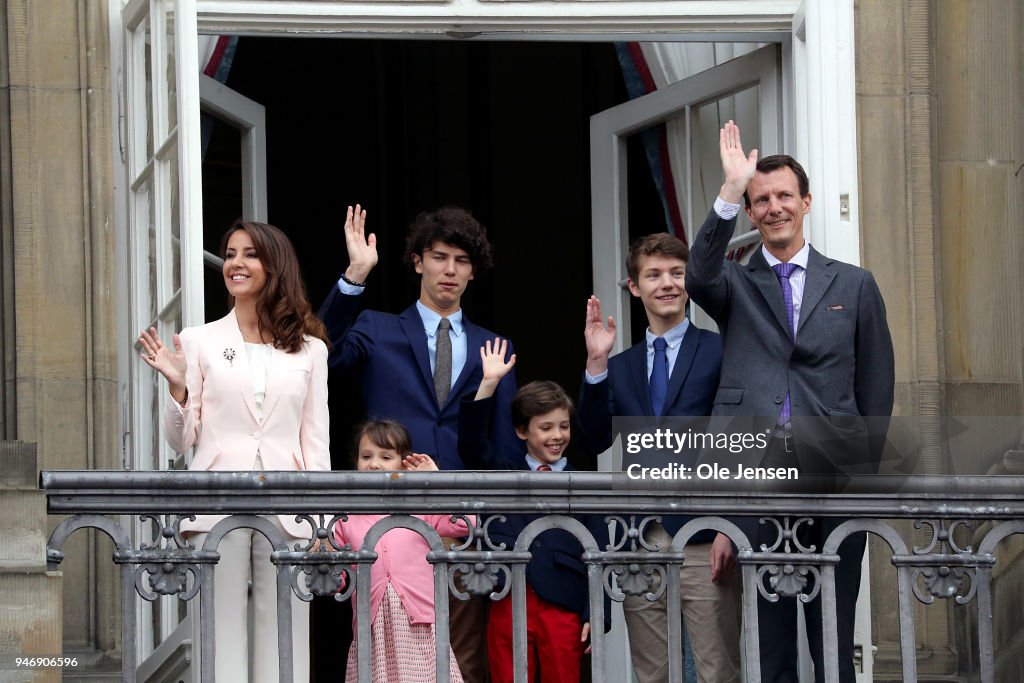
[
  {"xmin": 403, "ymin": 206, "xmax": 493, "ymax": 273},
  {"xmin": 625, "ymin": 233, "xmax": 690, "ymax": 282},
  {"xmin": 511, "ymin": 381, "xmax": 574, "ymax": 431},
  {"xmin": 353, "ymin": 420, "xmax": 412, "ymax": 462},
  {"xmin": 743, "ymin": 154, "xmax": 810, "ymax": 208}
]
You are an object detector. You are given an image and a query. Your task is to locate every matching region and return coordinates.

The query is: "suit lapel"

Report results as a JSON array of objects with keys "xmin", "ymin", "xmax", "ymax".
[
  {"xmin": 747, "ymin": 248, "xmax": 794, "ymax": 338},
  {"xmin": 627, "ymin": 342, "xmax": 655, "ymax": 417},
  {"xmin": 220, "ymin": 309, "xmax": 261, "ymax": 423},
  {"xmin": 796, "ymin": 247, "xmax": 836, "ymax": 335},
  {"xmin": 662, "ymin": 325, "xmax": 699, "ymax": 414},
  {"xmin": 399, "ymin": 305, "xmax": 436, "ymax": 404}
]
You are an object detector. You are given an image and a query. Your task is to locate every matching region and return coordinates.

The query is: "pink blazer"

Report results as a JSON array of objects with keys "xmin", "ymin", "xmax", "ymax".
[
  {"xmin": 334, "ymin": 514, "xmax": 470, "ymax": 625},
  {"xmin": 163, "ymin": 309, "xmax": 330, "ymax": 536}
]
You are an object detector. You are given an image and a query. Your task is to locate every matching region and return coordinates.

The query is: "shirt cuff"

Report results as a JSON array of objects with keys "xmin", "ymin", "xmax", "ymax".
[
  {"xmin": 714, "ymin": 196, "xmax": 741, "ymax": 220},
  {"xmin": 337, "ymin": 278, "xmax": 365, "ymax": 295},
  {"xmin": 584, "ymin": 369, "xmax": 608, "ymax": 384}
]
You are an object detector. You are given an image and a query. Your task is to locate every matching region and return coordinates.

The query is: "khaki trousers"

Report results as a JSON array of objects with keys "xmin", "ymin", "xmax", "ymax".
[{"xmin": 622, "ymin": 525, "xmax": 741, "ymax": 683}]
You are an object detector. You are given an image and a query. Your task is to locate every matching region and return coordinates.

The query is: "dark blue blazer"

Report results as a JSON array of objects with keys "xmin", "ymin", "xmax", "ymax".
[
  {"xmin": 576, "ymin": 323, "xmax": 722, "ymax": 539},
  {"xmin": 458, "ymin": 396, "xmax": 612, "ymax": 630},
  {"xmin": 319, "ymin": 286, "xmax": 521, "ymax": 470}
]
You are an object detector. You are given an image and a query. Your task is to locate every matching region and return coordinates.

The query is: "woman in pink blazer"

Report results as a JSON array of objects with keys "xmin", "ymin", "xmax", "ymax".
[{"xmin": 139, "ymin": 220, "xmax": 329, "ymax": 683}]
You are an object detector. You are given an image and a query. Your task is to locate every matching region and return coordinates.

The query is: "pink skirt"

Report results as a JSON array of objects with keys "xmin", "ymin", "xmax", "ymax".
[{"xmin": 345, "ymin": 584, "xmax": 465, "ymax": 683}]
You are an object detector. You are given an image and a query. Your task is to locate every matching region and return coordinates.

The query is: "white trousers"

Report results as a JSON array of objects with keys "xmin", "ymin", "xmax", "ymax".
[{"xmin": 191, "ymin": 517, "xmax": 310, "ymax": 683}]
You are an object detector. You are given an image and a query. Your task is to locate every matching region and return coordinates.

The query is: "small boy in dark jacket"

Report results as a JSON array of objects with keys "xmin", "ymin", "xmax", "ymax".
[{"xmin": 458, "ymin": 338, "xmax": 610, "ymax": 683}]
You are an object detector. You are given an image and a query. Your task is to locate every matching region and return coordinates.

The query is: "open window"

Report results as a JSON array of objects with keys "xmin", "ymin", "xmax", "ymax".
[{"xmin": 589, "ymin": 43, "xmax": 783, "ymax": 337}]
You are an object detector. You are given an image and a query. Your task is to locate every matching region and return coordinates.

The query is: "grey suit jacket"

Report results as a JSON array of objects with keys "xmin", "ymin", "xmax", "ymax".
[{"xmin": 686, "ymin": 208, "xmax": 895, "ymax": 475}]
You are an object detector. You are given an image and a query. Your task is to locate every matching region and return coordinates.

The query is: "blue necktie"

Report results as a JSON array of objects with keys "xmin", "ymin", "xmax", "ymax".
[
  {"xmin": 650, "ymin": 337, "xmax": 669, "ymax": 417},
  {"xmin": 772, "ymin": 262, "xmax": 798, "ymax": 423}
]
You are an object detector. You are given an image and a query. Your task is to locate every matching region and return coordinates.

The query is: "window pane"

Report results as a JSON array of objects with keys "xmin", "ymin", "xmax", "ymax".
[{"xmin": 161, "ymin": 0, "xmax": 178, "ymax": 134}]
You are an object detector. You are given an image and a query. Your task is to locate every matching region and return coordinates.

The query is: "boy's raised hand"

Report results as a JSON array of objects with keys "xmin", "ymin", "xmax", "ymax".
[
  {"xmin": 474, "ymin": 337, "xmax": 516, "ymax": 401},
  {"xmin": 584, "ymin": 295, "xmax": 616, "ymax": 376}
]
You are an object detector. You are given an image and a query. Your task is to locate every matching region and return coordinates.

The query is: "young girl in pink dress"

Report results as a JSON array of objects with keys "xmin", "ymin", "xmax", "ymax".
[{"xmin": 334, "ymin": 420, "xmax": 467, "ymax": 683}]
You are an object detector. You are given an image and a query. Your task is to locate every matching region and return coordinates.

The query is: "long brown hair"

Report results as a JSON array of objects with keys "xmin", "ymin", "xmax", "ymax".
[{"xmin": 220, "ymin": 220, "xmax": 328, "ymax": 353}]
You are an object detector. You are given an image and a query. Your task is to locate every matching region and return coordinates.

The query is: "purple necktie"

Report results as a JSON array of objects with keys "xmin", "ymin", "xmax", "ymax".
[{"xmin": 773, "ymin": 262, "xmax": 798, "ymax": 422}]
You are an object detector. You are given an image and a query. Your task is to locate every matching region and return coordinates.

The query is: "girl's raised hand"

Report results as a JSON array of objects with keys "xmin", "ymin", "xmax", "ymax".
[{"xmin": 403, "ymin": 453, "xmax": 439, "ymax": 471}]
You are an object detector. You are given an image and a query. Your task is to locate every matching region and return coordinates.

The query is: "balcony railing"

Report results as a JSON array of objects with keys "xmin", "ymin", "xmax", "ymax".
[{"xmin": 41, "ymin": 471, "xmax": 1024, "ymax": 683}]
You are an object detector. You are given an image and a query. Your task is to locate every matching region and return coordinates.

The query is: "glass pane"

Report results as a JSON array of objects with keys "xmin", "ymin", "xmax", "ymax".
[
  {"xmin": 147, "ymin": 359, "xmax": 160, "ymax": 471},
  {"xmin": 162, "ymin": 0, "xmax": 178, "ymax": 134},
  {"xmin": 169, "ymin": 153, "xmax": 181, "ymax": 294},
  {"xmin": 691, "ymin": 84, "xmax": 761, "ymax": 221},
  {"xmin": 136, "ymin": 178, "xmax": 157, "ymax": 324},
  {"xmin": 201, "ymin": 113, "xmax": 242, "ymax": 323},
  {"xmin": 143, "ymin": 23, "xmax": 154, "ymax": 161}
]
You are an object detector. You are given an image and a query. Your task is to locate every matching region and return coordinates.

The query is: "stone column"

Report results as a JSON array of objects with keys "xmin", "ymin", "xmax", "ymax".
[{"xmin": 0, "ymin": 0, "xmax": 120, "ymax": 673}]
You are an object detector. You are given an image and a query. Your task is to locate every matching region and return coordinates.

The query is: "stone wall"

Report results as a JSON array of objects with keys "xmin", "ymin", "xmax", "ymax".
[
  {"xmin": 0, "ymin": 0, "xmax": 120, "ymax": 675},
  {"xmin": 856, "ymin": 0, "xmax": 1024, "ymax": 679}
]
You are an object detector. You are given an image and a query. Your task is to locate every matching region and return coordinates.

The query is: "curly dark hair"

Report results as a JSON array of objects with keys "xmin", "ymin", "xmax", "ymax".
[
  {"xmin": 220, "ymin": 220, "xmax": 328, "ymax": 353},
  {"xmin": 403, "ymin": 206, "xmax": 493, "ymax": 273}
]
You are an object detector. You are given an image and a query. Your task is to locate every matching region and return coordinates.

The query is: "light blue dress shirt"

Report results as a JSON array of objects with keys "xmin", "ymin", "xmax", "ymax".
[
  {"xmin": 415, "ymin": 301, "xmax": 466, "ymax": 390},
  {"xmin": 335, "ymin": 279, "xmax": 466, "ymax": 390},
  {"xmin": 585, "ymin": 317, "xmax": 690, "ymax": 385},
  {"xmin": 525, "ymin": 454, "xmax": 568, "ymax": 471}
]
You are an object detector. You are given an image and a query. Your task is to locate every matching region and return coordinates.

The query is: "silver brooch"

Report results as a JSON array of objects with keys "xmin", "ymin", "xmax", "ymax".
[{"xmin": 223, "ymin": 348, "xmax": 236, "ymax": 366}]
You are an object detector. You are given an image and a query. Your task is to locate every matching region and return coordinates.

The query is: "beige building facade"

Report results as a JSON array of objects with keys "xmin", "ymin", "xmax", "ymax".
[{"xmin": 1, "ymin": 0, "xmax": 1021, "ymax": 680}]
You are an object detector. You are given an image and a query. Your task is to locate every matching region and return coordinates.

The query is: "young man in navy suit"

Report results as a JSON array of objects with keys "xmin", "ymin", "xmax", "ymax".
[
  {"xmin": 458, "ymin": 344, "xmax": 611, "ymax": 683},
  {"xmin": 577, "ymin": 233, "xmax": 741, "ymax": 683},
  {"xmin": 319, "ymin": 204, "xmax": 520, "ymax": 682}
]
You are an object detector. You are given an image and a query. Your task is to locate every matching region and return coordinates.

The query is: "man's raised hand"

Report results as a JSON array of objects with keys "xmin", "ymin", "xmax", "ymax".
[
  {"xmin": 343, "ymin": 204, "xmax": 376, "ymax": 283},
  {"xmin": 719, "ymin": 120, "xmax": 758, "ymax": 204}
]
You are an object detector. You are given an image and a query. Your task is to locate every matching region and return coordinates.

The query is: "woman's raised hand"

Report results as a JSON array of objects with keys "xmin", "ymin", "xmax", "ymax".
[{"xmin": 139, "ymin": 327, "xmax": 188, "ymax": 401}]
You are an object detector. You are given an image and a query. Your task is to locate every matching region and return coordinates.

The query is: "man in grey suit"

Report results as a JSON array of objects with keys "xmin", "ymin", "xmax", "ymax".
[{"xmin": 686, "ymin": 121, "xmax": 894, "ymax": 683}]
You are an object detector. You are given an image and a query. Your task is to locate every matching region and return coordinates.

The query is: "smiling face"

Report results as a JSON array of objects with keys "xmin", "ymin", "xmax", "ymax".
[
  {"xmin": 355, "ymin": 435, "xmax": 405, "ymax": 472},
  {"xmin": 516, "ymin": 406, "xmax": 571, "ymax": 464},
  {"xmin": 222, "ymin": 229, "xmax": 267, "ymax": 302},
  {"xmin": 411, "ymin": 241, "xmax": 475, "ymax": 315},
  {"xmin": 744, "ymin": 166, "xmax": 811, "ymax": 261},
  {"xmin": 627, "ymin": 254, "xmax": 689, "ymax": 335}
]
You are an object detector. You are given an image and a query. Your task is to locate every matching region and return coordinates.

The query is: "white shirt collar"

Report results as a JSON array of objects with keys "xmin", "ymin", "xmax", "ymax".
[{"xmin": 761, "ymin": 241, "xmax": 810, "ymax": 271}]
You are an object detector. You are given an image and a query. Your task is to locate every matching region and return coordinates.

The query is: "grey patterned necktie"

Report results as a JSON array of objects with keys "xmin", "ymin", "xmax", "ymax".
[{"xmin": 434, "ymin": 318, "xmax": 453, "ymax": 407}]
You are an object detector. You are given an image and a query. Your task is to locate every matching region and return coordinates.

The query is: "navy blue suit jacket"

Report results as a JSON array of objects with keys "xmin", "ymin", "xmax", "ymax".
[
  {"xmin": 458, "ymin": 396, "xmax": 612, "ymax": 630},
  {"xmin": 576, "ymin": 324, "xmax": 722, "ymax": 539},
  {"xmin": 319, "ymin": 286, "xmax": 521, "ymax": 470}
]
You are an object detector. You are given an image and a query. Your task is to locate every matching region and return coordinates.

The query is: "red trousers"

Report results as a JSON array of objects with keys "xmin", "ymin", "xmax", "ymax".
[{"xmin": 487, "ymin": 585, "xmax": 585, "ymax": 683}]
